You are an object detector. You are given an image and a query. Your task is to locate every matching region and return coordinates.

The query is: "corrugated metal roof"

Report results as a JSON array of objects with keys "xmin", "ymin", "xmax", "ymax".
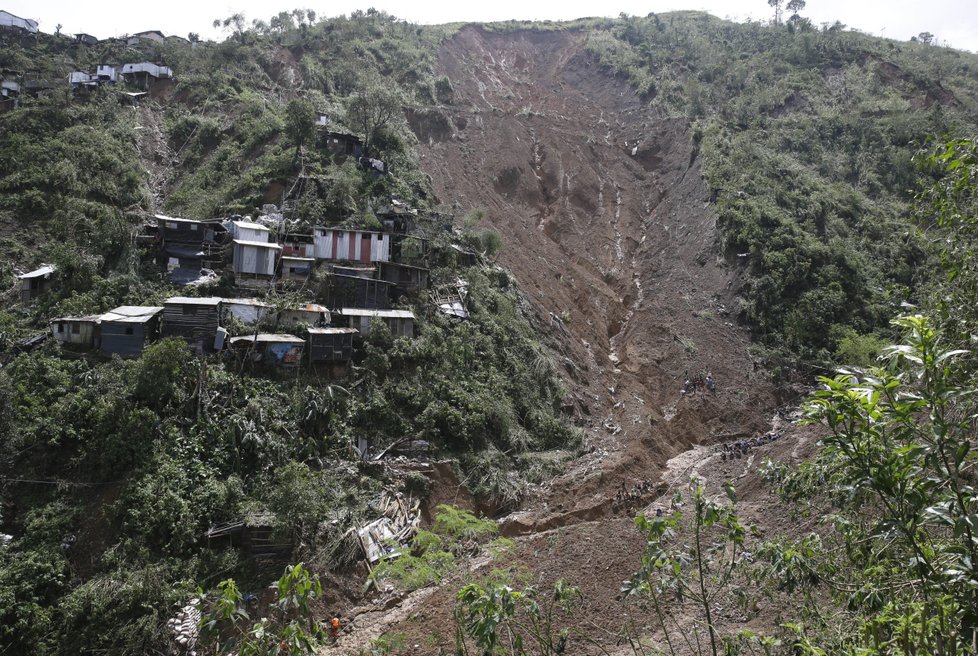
[
  {"xmin": 17, "ymin": 265, "xmax": 56, "ymax": 279},
  {"xmin": 230, "ymin": 333, "xmax": 304, "ymax": 344},
  {"xmin": 281, "ymin": 256, "xmax": 314, "ymax": 262},
  {"xmin": 340, "ymin": 308, "xmax": 415, "ymax": 319},
  {"xmin": 282, "ymin": 303, "xmax": 329, "ymax": 314},
  {"xmin": 155, "ymin": 214, "xmax": 201, "ymax": 224},
  {"xmin": 101, "ymin": 306, "xmax": 163, "ymax": 323},
  {"xmin": 308, "ymin": 327, "xmax": 358, "ymax": 335},
  {"xmin": 49, "ymin": 315, "xmax": 100, "ymax": 323},
  {"xmin": 233, "ymin": 239, "xmax": 282, "ymax": 249},
  {"xmin": 164, "ymin": 296, "xmax": 222, "ymax": 306},
  {"xmin": 222, "ymin": 297, "xmax": 271, "ymax": 308},
  {"xmin": 232, "ymin": 220, "xmax": 269, "ymax": 231}
]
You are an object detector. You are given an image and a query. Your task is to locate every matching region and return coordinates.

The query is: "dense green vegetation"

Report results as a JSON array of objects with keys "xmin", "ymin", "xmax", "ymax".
[{"xmin": 0, "ymin": 12, "xmax": 577, "ymax": 655}]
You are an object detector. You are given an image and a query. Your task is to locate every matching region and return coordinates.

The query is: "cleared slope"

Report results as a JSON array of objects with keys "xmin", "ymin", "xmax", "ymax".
[{"xmin": 412, "ymin": 27, "xmax": 776, "ymax": 501}]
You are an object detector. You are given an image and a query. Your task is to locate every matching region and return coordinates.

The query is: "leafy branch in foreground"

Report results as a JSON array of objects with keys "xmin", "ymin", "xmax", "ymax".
[{"xmin": 771, "ymin": 314, "xmax": 978, "ymax": 654}]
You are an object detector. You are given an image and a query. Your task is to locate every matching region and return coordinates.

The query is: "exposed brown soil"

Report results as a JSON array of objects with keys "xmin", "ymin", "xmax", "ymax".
[{"xmin": 318, "ymin": 26, "xmax": 808, "ymax": 655}]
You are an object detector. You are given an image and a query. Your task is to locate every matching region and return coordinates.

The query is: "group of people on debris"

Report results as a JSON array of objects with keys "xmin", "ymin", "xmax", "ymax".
[
  {"xmin": 718, "ymin": 430, "xmax": 784, "ymax": 461},
  {"xmin": 681, "ymin": 370, "xmax": 715, "ymax": 395},
  {"xmin": 614, "ymin": 479, "xmax": 655, "ymax": 504}
]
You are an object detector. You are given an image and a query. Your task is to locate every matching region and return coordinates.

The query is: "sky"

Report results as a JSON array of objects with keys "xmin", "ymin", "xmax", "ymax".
[{"xmin": 5, "ymin": 0, "xmax": 978, "ymax": 53}]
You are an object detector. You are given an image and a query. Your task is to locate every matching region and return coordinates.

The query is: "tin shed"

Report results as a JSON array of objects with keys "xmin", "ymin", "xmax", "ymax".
[
  {"xmin": 230, "ymin": 221, "xmax": 270, "ymax": 243},
  {"xmin": 313, "ymin": 228, "xmax": 390, "ymax": 264},
  {"xmin": 233, "ymin": 240, "xmax": 281, "ymax": 278},
  {"xmin": 99, "ymin": 306, "xmax": 163, "ymax": 358}
]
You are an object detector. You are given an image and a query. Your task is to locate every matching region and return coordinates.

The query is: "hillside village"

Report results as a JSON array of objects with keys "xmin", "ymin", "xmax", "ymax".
[
  {"xmin": 24, "ymin": 201, "xmax": 478, "ymax": 371},
  {"xmin": 4, "ymin": 5, "xmax": 978, "ymax": 656}
]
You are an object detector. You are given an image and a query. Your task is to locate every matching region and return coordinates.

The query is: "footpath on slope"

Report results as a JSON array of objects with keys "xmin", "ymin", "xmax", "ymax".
[{"xmin": 326, "ymin": 27, "xmax": 803, "ymax": 654}]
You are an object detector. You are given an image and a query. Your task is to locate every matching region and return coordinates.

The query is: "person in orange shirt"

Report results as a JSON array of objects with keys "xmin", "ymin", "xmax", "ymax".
[{"xmin": 329, "ymin": 616, "xmax": 341, "ymax": 641}]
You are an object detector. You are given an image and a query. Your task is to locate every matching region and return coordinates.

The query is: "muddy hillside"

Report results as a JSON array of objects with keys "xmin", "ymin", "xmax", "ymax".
[{"xmin": 412, "ymin": 27, "xmax": 777, "ymax": 496}]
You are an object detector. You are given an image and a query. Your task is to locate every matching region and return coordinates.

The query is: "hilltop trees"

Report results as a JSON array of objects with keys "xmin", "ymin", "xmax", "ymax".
[{"xmin": 343, "ymin": 79, "xmax": 402, "ymax": 151}]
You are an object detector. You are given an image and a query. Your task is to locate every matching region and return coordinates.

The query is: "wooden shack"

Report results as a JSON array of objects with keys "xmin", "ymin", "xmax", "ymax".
[
  {"xmin": 161, "ymin": 296, "xmax": 223, "ymax": 353},
  {"xmin": 17, "ymin": 265, "xmax": 56, "ymax": 301},
  {"xmin": 320, "ymin": 131, "xmax": 363, "ymax": 157},
  {"xmin": 323, "ymin": 274, "xmax": 393, "ymax": 310},
  {"xmin": 99, "ymin": 306, "xmax": 162, "ymax": 358},
  {"xmin": 378, "ymin": 262, "xmax": 429, "ymax": 294},
  {"xmin": 307, "ymin": 327, "xmax": 357, "ymax": 364},
  {"xmin": 280, "ymin": 256, "xmax": 314, "ymax": 283},
  {"xmin": 230, "ymin": 334, "xmax": 305, "ymax": 367},
  {"xmin": 49, "ymin": 315, "xmax": 99, "ymax": 348},
  {"xmin": 156, "ymin": 214, "xmax": 217, "ymax": 244},
  {"xmin": 313, "ymin": 227, "xmax": 390, "ymax": 264},
  {"xmin": 337, "ymin": 308, "xmax": 414, "ymax": 338}
]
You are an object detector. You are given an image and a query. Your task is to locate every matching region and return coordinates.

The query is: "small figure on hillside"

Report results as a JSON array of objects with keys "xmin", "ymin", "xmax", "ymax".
[
  {"xmin": 705, "ymin": 372, "xmax": 715, "ymax": 393},
  {"xmin": 330, "ymin": 615, "xmax": 341, "ymax": 641}
]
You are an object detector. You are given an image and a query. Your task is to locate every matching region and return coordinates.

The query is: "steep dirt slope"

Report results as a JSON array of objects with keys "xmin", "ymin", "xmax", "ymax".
[
  {"xmin": 411, "ymin": 27, "xmax": 776, "ymax": 506},
  {"xmin": 326, "ymin": 27, "xmax": 798, "ymax": 655}
]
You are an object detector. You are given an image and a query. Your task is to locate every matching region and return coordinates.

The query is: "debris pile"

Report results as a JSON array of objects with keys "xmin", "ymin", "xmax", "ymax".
[
  {"xmin": 355, "ymin": 493, "xmax": 421, "ymax": 569},
  {"xmin": 167, "ymin": 598, "xmax": 201, "ymax": 655}
]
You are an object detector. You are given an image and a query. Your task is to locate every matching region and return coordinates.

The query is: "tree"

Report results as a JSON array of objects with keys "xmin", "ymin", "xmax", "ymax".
[
  {"xmin": 199, "ymin": 563, "xmax": 328, "ymax": 655},
  {"xmin": 343, "ymin": 80, "xmax": 402, "ymax": 151},
  {"xmin": 213, "ymin": 13, "xmax": 247, "ymax": 43},
  {"xmin": 768, "ymin": 0, "xmax": 784, "ymax": 25},
  {"xmin": 786, "ymin": 0, "xmax": 806, "ymax": 22},
  {"xmin": 284, "ymin": 98, "xmax": 316, "ymax": 157}
]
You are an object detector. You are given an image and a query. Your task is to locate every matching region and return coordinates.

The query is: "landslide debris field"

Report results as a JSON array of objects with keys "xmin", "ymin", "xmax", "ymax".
[{"xmin": 338, "ymin": 27, "xmax": 803, "ymax": 654}]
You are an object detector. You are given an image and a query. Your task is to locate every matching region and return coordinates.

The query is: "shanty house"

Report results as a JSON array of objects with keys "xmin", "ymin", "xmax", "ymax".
[
  {"xmin": 379, "ymin": 262, "xmax": 429, "ymax": 293},
  {"xmin": 233, "ymin": 240, "xmax": 281, "ymax": 281},
  {"xmin": 99, "ymin": 306, "xmax": 162, "ymax": 358},
  {"xmin": 74, "ymin": 33, "xmax": 98, "ymax": 45},
  {"xmin": 307, "ymin": 327, "xmax": 357, "ymax": 364},
  {"xmin": 230, "ymin": 334, "xmax": 304, "ymax": 367},
  {"xmin": 127, "ymin": 30, "xmax": 165, "ymax": 45},
  {"xmin": 156, "ymin": 215, "xmax": 222, "ymax": 284},
  {"xmin": 323, "ymin": 274, "xmax": 393, "ymax": 310},
  {"xmin": 0, "ymin": 11, "xmax": 38, "ymax": 33},
  {"xmin": 230, "ymin": 220, "xmax": 269, "ymax": 243},
  {"xmin": 161, "ymin": 297, "xmax": 223, "ymax": 353},
  {"xmin": 49, "ymin": 315, "xmax": 99, "ymax": 348},
  {"xmin": 331, "ymin": 265, "xmax": 375, "ymax": 278},
  {"xmin": 17, "ymin": 265, "xmax": 56, "ymax": 301},
  {"xmin": 279, "ymin": 303, "xmax": 329, "ymax": 327},
  {"xmin": 281, "ymin": 234, "xmax": 314, "ymax": 258},
  {"xmin": 337, "ymin": 308, "xmax": 414, "ymax": 338},
  {"xmin": 96, "ymin": 65, "xmax": 119, "ymax": 83},
  {"xmin": 222, "ymin": 298, "xmax": 272, "ymax": 325},
  {"xmin": 320, "ymin": 131, "xmax": 362, "ymax": 157},
  {"xmin": 280, "ymin": 256, "xmax": 314, "ymax": 283},
  {"xmin": 1, "ymin": 72, "xmax": 20, "ymax": 110},
  {"xmin": 313, "ymin": 227, "xmax": 390, "ymax": 264},
  {"xmin": 157, "ymin": 214, "xmax": 218, "ymax": 244},
  {"xmin": 121, "ymin": 62, "xmax": 173, "ymax": 90}
]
